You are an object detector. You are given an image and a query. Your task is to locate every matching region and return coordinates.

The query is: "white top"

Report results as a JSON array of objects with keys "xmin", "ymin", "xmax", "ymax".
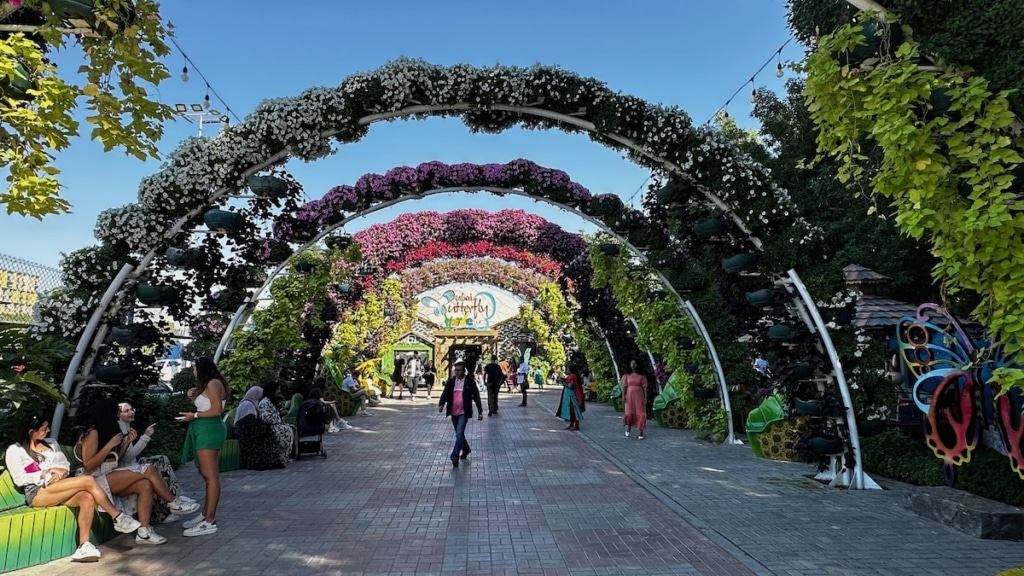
[
  {"xmin": 342, "ymin": 375, "xmax": 358, "ymax": 392},
  {"xmin": 405, "ymin": 357, "xmax": 421, "ymax": 377},
  {"xmin": 4, "ymin": 440, "xmax": 70, "ymax": 488},
  {"xmin": 194, "ymin": 393, "xmax": 226, "ymax": 413},
  {"xmin": 117, "ymin": 420, "xmax": 151, "ymax": 465}
]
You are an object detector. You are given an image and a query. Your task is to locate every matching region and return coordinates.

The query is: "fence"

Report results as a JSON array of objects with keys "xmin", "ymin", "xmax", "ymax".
[{"xmin": 0, "ymin": 253, "xmax": 63, "ymax": 326}]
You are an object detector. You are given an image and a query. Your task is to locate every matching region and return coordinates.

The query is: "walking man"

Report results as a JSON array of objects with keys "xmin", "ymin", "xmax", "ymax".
[
  {"xmin": 483, "ymin": 355, "xmax": 504, "ymax": 416},
  {"xmin": 438, "ymin": 360, "xmax": 483, "ymax": 468},
  {"xmin": 405, "ymin": 351, "xmax": 423, "ymax": 400}
]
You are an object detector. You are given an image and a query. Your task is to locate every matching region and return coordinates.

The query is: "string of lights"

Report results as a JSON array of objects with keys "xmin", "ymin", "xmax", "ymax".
[
  {"xmin": 168, "ymin": 36, "xmax": 243, "ymax": 124},
  {"xmin": 622, "ymin": 35, "xmax": 795, "ymax": 207}
]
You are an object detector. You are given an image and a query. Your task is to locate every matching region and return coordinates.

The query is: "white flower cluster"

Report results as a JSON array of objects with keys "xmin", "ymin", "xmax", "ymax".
[
  {"xmin": 94, "ymin": 204, "xmax": 171, "ymax": 254},
  {"xmin": 31, "ymin": 289, "xmax": 99, "ymax": 339},
  {"xmin": 59, "ymin": 246, "xmax": 121, "ymax": 293}
]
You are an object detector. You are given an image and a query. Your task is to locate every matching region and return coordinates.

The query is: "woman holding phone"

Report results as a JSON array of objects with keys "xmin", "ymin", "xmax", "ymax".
[{"xmin": 179, "ymin": 357, "xmax": 228, "ymax": 537}]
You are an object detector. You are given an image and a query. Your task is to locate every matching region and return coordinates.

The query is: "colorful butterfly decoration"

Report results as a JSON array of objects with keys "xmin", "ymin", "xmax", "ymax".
[{"xmin": 897, "ymin": 303, "xmax": 1024, "ymax": 483}]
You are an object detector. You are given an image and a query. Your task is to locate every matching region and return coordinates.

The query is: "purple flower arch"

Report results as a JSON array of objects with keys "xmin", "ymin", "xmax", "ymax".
[{"xmin": 397, "ymin": 258, "xmax": 553, "ymax": 302}]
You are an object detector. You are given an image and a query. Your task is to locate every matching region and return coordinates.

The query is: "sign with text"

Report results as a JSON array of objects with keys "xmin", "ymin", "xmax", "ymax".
[
  {"xmin": 0, "ymin": 269, "xmax": 40, "ymax": 324},
  {"xmin": 416, "ymin": 283, "xmax": 524, "ymax": 330}
]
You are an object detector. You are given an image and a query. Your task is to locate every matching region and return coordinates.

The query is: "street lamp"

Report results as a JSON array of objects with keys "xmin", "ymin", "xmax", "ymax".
[{"xmin": 174, "ymin": 103, "xmax": 229, "ymax": 136}]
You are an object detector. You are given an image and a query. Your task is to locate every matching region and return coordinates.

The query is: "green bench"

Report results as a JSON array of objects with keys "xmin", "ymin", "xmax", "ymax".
[{"xmin": 1, "ymin": 455, "xmax": 119, "ymax": 573}]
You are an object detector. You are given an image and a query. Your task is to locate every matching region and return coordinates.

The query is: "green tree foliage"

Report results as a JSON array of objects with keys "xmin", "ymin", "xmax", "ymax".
[
  {"xmin": 0, "ymin": 0, "xmax": 173, "ymax": 218},
  {"xmin": 0, "ymin": 324, "xmax": 73, "ymax": 446}
]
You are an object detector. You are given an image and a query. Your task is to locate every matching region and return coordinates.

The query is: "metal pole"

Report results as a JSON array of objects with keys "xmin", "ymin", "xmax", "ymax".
[
  {"xmin": 629, "ymin": 318, "xmax": 660, "ymax": 391},
  {"xmin": 683, "ymin": 300, "xmax": 741, "ymax": 445},
  {"xmin": 52, "ymin": 263, "xmax": 134, "ymax": 439},
  {"xmin": 214, "ymin": 302, "xmax": 250, "ymax": 363},
  {"xmin": 786, "ymin": 269, "xmax": 879, "ymax": 489}
]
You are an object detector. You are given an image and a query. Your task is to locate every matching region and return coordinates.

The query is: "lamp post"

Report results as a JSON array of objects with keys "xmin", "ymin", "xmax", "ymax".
[{"xmin": 174, "ymin": 103, "xmax": 229, "ymax": 136}]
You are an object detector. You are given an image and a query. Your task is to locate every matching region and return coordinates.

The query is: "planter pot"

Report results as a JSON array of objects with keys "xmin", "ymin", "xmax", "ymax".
[
  {"xmin": 792, "ymin": 362, "xmax": 813, "ymax": 380},
  {"xmin": 646, "ymin": 290, "xmax": 667, "ymax": 302},
  {"xmin": 693, "ymin": 217, "xmax": 726, "ymax": 239},
  {"xmin": 722, "ymin": 253, "xmax": 758, "ymax": 274},
  {"xmin": 856, "ymin": 419, "xmax": 887, "ymax": 438},
  {"xmin": 597, "ymin": 243, "xmax": 620, "ymax": 257},
  {"xmin": 357, "ymin": 263, "xmax": 376, "ymax": 276},
  {"xmin": 794, "ymin": 398, "xmax": 823, "ymax": 416},
  {"xmin": 165, "ymin": 247, "xmax": 200, "ymax": 267},
  {"xmin": 654, "ymin": 181, "xmax": 687, "ymax": 205},
  {"xmin": 204, "ymin": 209, "xmax": 245, "ymax": 234},
  {"xmin": 295, "ymin": 261, "xmax": 316, "ymax": 273},
  {"xmin": 677, "ymin": 336, "xmax": 695, "ymax": 350},
  {"xmin": 844, "ymin": 22, "xmax": 903, "ymax": 64},
  {"xmin": 0, "ymin": 60, "xmax": 33, "ymax": 100},
  {"xmin": 336, "ymin": 283, "xmax": 351, "ymax": 293},
  {"xmin": 325, "ymin": 235, "xmax": 353, "ymax": 250},
  {"xmin": 136, "ymin": 284, "xmax": 180, "ymax": 307},
  {"xmin": 94, "ymin": 365, "xmax": 136, "ymax": 385},
  {"xmin": 383, "ymin": 309, "xmax": 395, "ymax": 317},
  {"xmin": 767, "ymin": 324, "xmax": 793, "ymax": 343},
  {"xmin": 926, "ymin": 88, "xmax": 959, "ymax": 121},
  {"xmin": 110, "ymin": 327, "xmax": 135, "ymax": 345},
  {"xmin": 808, "ymin": 436, "xmax": 844, "ymax": 455},
  {"xmin": 745, "ymin": 288, "xmax": 775, "ymax": 308},
  {"xmin": 49, "ymin": 0, "xmax": 95, "ymax": 21},
  {"xmin": 247, "ymin": 175, "xmax": 289, "ymax": 198},
  {"xmin": 692, "ymin": 386, "xmax": 717, "ymax": 399},
  {"xmin": 1012, "ymin": 164, "xmax": 1024, "ymax": 193},
  {"xmin": 685, "ymin": 363, "xmax": 700, "ymax": 375}
]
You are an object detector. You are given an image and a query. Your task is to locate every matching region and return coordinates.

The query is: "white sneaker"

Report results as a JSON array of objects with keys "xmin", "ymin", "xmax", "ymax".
[
  {"xmin": 135, "ymin": 526, "xmax": 167, "ymax": 545},
  {"xmin": 625, "ymin": 430, "xmax": 630, "ymax": 437},
  {"xmin": 360, "ymin": 410, "xmax": 370, "ymax": 416},
  {"xmin": 113, "ymin": 513, "xmax": 141, "ymax": 534},
  {"xmin": 327, "ymin": 426, "xmax": 339, "ymax": 433},
  {"xmin": 343, "ymin": 423, "xmax": 354, "ymax": 430},
  {"xmin": 178, "ymin": 494, "xmax": 197, "ymax": 504},
  {"xmin": 183, "ymin": 520, "xmax": 218, "ymax": 537},
  {"xmin": 181, "ymin": 514, "xmax": 204, "ymax": 529},
  {"xmin": 168, "ymin": 497, "xmax": 201, "ymax": 514},
  {"xmin": 70, "ymin": 541, "xmax": 101, "ymax": 562},
  {"xmin": 162, "ymin": 513, "xmax": 182, "ymax": 524}
]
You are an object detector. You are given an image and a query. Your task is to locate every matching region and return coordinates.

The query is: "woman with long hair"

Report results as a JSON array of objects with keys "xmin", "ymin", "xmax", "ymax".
[
  {"xmin": 179, "ymin": 356, "xmax": 228, "ymax": 537},
  {"xmin": 556, "ymin": 363, "xmax": 586, "ymax": 430},
  {"xmin": 78, "ymin": 398, "xmax": 199, "ymax": 545},
  {"xmin": 5, "ymin": 413, "xmax": 141, "ymax": 562},
  {"xmin": 621, "ymin": 359, "xmax": 648, "ymax": 440}
]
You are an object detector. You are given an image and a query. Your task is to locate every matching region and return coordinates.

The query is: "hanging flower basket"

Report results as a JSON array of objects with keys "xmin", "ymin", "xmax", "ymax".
[
  {"xmin": 597, "ymin": 243, "xmax": 620, "ymax": 257},
  {"xmin": 325, "ymin": 235, "xmax": 353, "ymax": 250},
  {"xmin": 0, "ymin": 60, "xmax": 33, "ymax": 100},
  {"xmin": 94, "ymin": 365, "xmax": 136, "ymax": 385},
  {"xmin": 792, "ymin": 362, "xmax": 813, "ymax": 380},
  {"xmin": 136, "ymin": 284, "xmax": 180, "ymax": 307},
  {"xmin": 843, "ymin": 22, "xmax": 903, "ymax": 64},
  {"xmin": 677, "ymin": 336, "xmax": 695, "ymax": 350},
  {"xmin": 266, "ymin": 239, "xmax": 292, "ymax": 264},
  {"xmin": 295, "ymin": 261, "xmax": 316, "ymax": 273},
  {"xmin": 693, "ymin": 217, "xmax": 726, "ymax": 239},
  {"xmin": 745, "ymin": 289, "xmax": 775, "ymax": 308},
  {"xmin": 653, "ymin": 181, "xmax": 690, "ymax": 205},
  {"xmin": 692, "ymin": 386, "xmax": 717, "ymax": 399},
  {"xmin": 204, "ymin": 209, "xmax": 245, "ymax": 234},
  {"xmin": 794, "ymin": 398, "xmax": 823, "ymax": 416},
  {"xmin": 247, "ymin": 174, "xmax": 289, "ymax": 198},
  {"xmin": 722, "ymin": 253, "xmax": 758, "ymax": 274},
  {"xmin": 767, "ymin": 324, "xmax": 793, "ymax": 343},
  {"xmin": 165, "ymin": 247, "xmax": 201, "ymax": 267},
  {"xmin": 808, "ymin": 436, "xmax": 844, "ymax": 455}
]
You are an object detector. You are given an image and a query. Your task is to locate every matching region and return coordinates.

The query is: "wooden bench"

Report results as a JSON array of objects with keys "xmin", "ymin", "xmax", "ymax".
[{"xmin": 0, "ymin": 457, "xmax": 119, "ymax": 573}]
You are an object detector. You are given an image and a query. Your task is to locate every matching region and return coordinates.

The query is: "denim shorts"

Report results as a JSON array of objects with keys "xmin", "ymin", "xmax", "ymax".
[{"xmin": 23, "ymin": 483, "xmax": 41, "ymax": 506}]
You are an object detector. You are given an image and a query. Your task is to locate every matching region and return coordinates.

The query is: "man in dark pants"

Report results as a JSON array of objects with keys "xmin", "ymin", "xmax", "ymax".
[
  {"xmin": 438, "ymin": 360, "xmax": 483, "ymax": 468},
  {"xmin": 483, "ymin": 355, "xmax": 504, "ymax": 416}
]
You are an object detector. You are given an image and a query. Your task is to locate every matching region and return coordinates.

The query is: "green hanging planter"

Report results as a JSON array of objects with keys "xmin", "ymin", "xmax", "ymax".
[
  {"xmin": 792, "ymin": 362, "xmax": 813, "ymax": 379},
  {"xmin": 693, "ymin": 217, "xmax": 726, "ymax": 239},
  {"xmin": 856, "ymin": 419, "xmax": 887, "ymax": 438},
  {"xmin": 808, "ymin": 436, "xmax": 844, "ymax": 455},
  {"xmin": 247, "ymin": 174, "xmax": 289, "ymax": 198},
  {"xmin": 110, "ymin": 327, "xmax": 135, "ymax": 345},
  {"xmin": 204, "ymin": 209, "xmax": 245, "ymax": 234},
  {"xmin": 692, "ymin": 386, "xmax": 717, "ymax": 399},
  {"xmin": 653, "ymin": 181, "xmax": 687, "ymax": 205},
  {"xmin": 745, "ymin": 288, "xmax": 775, "ymax": 308},
  {"xmin": 136, "ymin": 284, "xmax": 180, "ymax": 307},
  {"xmin": 926, "ymin": 88, "xmax": 956, "ymax": 120},
  {"xmin": 844, "ymin": 21, "xmax": 903, "ymax": 64},
  {"xmin": 0, "ymin": 60, "xmax": 33, "ymax": 100},
  {"xmin": 677, "ymin": 336, "xmax": 695, "ymax": 350},
  {"xmin": 337, "ymin": 282, "xmax": 351, "ymax": 293},
  {"xmin": 49, "ymin": 0, "xmax": 96, "ymax": 21},
  {"xmin": 685, "ymin": 362, "xmax": 700, "ymax": 375},
  {"xmin": 94, "ymin": 365, "xmax": 136, "ymax": 385},
  {"xmin": 794, "ymin": 398, "xmax": 823, "ymax": 416},
  {"xmin": 295, "ymin": 261, "xmax": 316, "ymax": 273},
  {"xmin": 597, "ymin": 243, "xmax": 620, "ymax": 256},
  {"xmin": 165, "ymin": 247, "xmax": 200, "ymax": 267},
  {"xmin": 722, "ymin": 253, "xmax": 758, "ymax": 274},
  {"xmin": 767, "ymin": 324, "xmax": 793, "ymax": 343}
]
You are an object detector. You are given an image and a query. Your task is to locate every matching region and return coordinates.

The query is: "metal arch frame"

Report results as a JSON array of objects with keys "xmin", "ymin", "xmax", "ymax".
[
  {"xmin": 58, "ymin": 102, "xmax": 764, "ymax": 437},
  {"xmin": 589, "ymin": 320, "xmax": 621, "ymax": 383}
]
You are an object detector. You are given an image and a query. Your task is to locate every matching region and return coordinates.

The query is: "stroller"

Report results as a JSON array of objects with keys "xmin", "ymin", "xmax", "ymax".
[{"xmin": 295, "ymin": 399, "xmax": 328, "ymax": 459}]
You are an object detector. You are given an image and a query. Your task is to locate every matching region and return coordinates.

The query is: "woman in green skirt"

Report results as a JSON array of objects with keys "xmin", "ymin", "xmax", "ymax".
[{"xmin": 180, "ymin": 357, "xmax": 228, "ymax": 537}]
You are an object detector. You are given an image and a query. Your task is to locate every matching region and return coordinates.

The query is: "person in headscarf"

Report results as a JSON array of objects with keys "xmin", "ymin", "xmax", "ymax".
[
  {"xmin": 117, "ymin": 401, "xmax": 196, "ymax": 523},
  {"xmin": 556, "ymin": 363, "xmax": 585, "ymax": 431},
  {"xmin": 257, "ymin": 381, "xmax": 296, "ymax": 460},
  {"xmin": 234, "ymin": 386, "xmax": 287, "ymax": 471},
  {"xmin": 77, "ymin": 398, "xmax": 198, "ymax": 545}
]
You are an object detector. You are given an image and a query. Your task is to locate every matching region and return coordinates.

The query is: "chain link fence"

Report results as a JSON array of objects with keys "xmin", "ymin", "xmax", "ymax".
[{"xmin": 0, "ymin": 253, "xmax": 63, "ymax": 326}]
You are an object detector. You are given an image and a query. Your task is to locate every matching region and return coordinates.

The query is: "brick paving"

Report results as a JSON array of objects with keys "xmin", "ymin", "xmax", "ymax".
[{"xmin": 7, "ymin": 388, "xmax": 1023, "ymax": 575}]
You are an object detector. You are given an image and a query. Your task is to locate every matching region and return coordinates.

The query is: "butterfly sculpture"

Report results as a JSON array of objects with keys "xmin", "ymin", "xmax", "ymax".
[{"xmin": 897, "ymin": 303, "xmax": 1023, "ymax": 483}]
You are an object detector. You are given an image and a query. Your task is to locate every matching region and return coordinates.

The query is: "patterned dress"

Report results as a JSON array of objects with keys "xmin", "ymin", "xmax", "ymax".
[{"xmin": 258, "ymin": 397, "xmax": 294, "ymax": 461}]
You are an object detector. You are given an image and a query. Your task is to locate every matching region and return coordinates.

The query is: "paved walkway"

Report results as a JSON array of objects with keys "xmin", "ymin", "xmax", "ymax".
[{"xmin": 9, "ymin": 388, "xmax": 1024, "ymax": 575}]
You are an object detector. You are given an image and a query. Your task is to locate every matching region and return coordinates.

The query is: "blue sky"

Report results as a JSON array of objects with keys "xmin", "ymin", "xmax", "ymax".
[{"xmin": 2, "ymin": 0, "xmax": 797, "ymax": 268}]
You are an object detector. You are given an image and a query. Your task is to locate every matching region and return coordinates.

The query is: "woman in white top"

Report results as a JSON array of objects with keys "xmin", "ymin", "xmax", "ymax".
[
  {"xmin": 179, "ymin": 357, "xmax": 228, "ymax": 537},
  {"xmin": 4, "ymin": 413, "xmax": 141, "ymax": 562}
]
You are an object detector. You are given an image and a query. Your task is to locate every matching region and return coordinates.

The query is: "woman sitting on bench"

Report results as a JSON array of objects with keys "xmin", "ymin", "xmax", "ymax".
[{"xmin": 4, "ymin": 413, "xmax": 142, "ymax": 563}]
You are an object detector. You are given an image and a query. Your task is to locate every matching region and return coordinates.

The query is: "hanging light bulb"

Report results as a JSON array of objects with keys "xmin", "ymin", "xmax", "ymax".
[
  {"xmin": 181, "ymin": 65, "xmax": 189, "ymax": 82},
  {"xmin": 204, "ymin": 93, "xmax": 211, "ymax": 109},
  {"xmin": 776, "ymin": 62, "xmax": 784, "ymax": 78}
]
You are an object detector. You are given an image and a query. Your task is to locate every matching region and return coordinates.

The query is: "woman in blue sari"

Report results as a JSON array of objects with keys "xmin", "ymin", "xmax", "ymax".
[{"xmin": 556, "ymin": 363, "xmax": 585, "ymax": 430}]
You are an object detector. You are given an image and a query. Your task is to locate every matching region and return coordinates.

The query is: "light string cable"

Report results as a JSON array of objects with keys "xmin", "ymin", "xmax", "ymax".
[
  {"xmin": 621, "ymin": 35, "xmax": 795, "ymax": 207},
  {"xmin": 169, "ymin": 36, "xmax": 243, "ymax": 123}
]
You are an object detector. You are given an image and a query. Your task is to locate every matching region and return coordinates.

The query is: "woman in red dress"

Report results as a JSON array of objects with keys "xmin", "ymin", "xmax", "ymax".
[{"xmin": 622, "ymin": 359, "xmax": 648, "ymax": 439}]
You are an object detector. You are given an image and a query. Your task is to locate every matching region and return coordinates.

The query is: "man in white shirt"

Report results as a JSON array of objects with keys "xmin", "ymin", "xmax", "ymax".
[
  {"xmin": 343, "ymin": 371, "xmax": 378, "ymax": 415},
  {"xmin": 404, "ymin": 351, "xmax": 423, "ymax": 400}
]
